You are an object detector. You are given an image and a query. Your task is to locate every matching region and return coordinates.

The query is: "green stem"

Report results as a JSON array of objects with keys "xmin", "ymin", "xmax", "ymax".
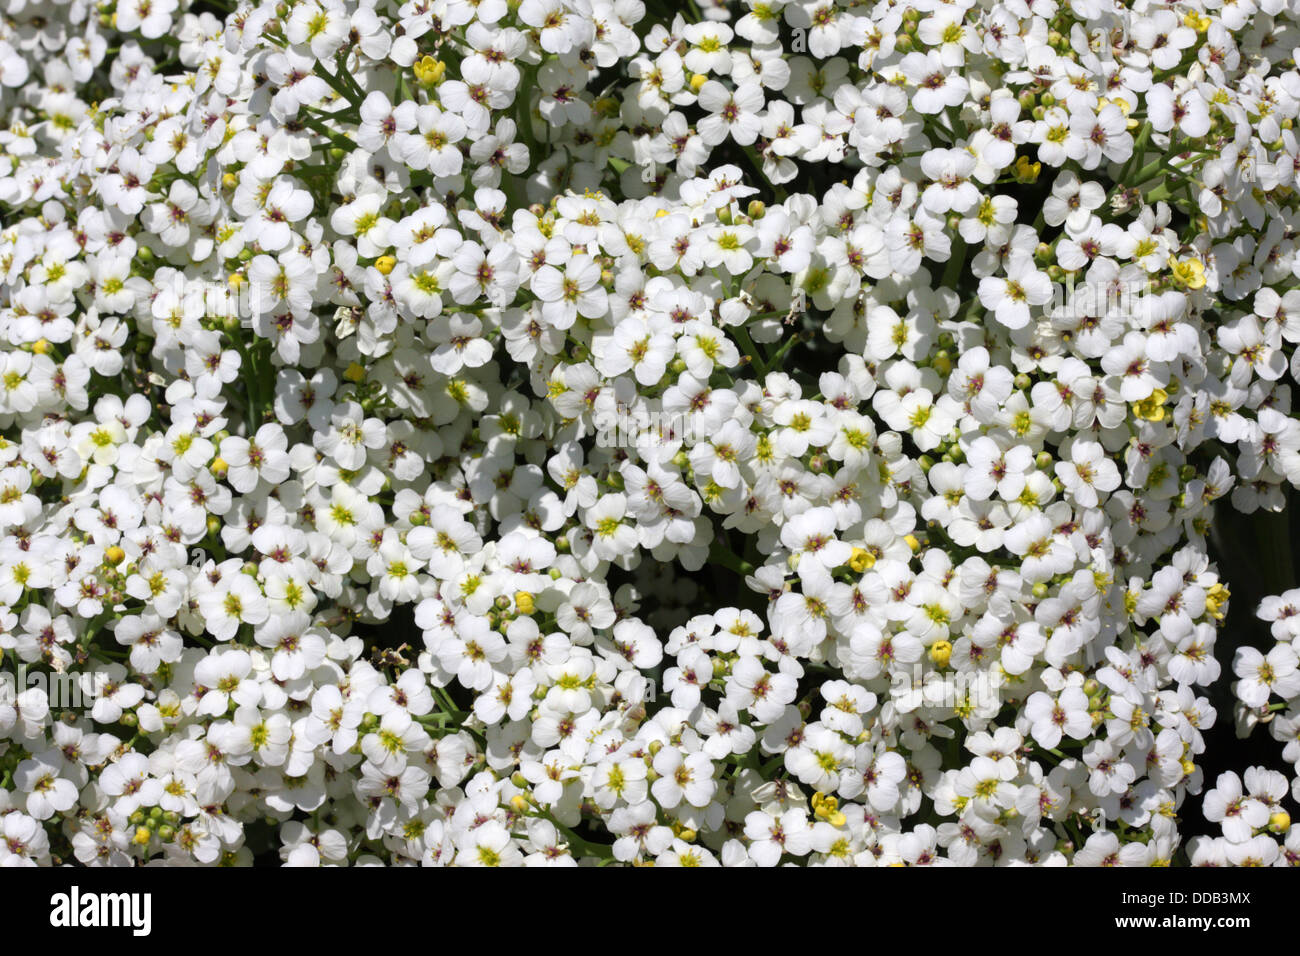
[
  {"xmin": 542, "ymin": 812, "xmax": 614, "ymax": 860},
  {"xmin": 1115, "ymin": 121, "xmax": 1152, "ymax": 187},
  {"xmin": 731, "ymin": 324, "xmax": 767, "ymax": 371},
  {"xmin": 941, "ymin": 236, "xmax": 967, "ymax": 291},
  {"xmin": 708, "ymin": 538, "xmax": 755, "ymax": 576},
  {"xmin": 758, "ymin": 332, "xmax": 803, "ymax": 377}
]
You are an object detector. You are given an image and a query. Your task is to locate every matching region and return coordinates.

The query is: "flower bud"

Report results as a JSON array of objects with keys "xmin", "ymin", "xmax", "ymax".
[
  {"xmin": 1012, "ymin": 156, "xmax": 1041, "ymax": 183},
  {"xmin": 515, "ymin": 591, "xmax": 536, "ymax": 615},
  {"xmin": 374, "ymin": 255, "xmax": 397, "ymax": 275},
  {"xmin": 928, "ymin": 640, "xmax": 952, "ymax": 668},
  {"xmin": 848, "ymin": 547, "xmax": 875, "ymax": 573},
  {"xmin": 414, "ymin": 56, "xmax": 447, "ymax": 85},
  {"xmin": 1269, "ymin": 810, "xmax": 1291, "ymax": 833},
  {"xmin": 104, "ymin": 545, "xmax": 126, "ymax": 566}
]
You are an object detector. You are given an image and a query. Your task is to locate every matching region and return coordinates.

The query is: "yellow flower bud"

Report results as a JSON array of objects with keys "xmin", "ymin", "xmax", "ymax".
[
  {"xmin": 210, "ymin": 456, "xmax": 229, "ymax": 478},
  {"xmin": 1012, "ymin": 155, "xmax": 1041, "ymax": 184},
  {"xmin": 670, "ymin": 819, "xmax": 697, "ymax": 842},
  {"xmin": 904, "ymin": 533, "xmax": 921, "ymax": 552},
  {"xmin": 1205, "ymin": 583, "xmax": 1230, "ymax": 620},
  {"xmin": 689, "ymin": 73, "xmax": 708, "ymax": 93},
  {"xmin": 32, "ymin": 339, "xmax": 52, "ymax": 355},
  {"xmin": 848, "ymin": 546, "xmax": 876, "ymax": 573},
  {"xmin": 1131, "ymin": 387, "xmax": 1169, "ymax": 422},
  {"xmin": 1168, "ymin": 256, "xmax": 1206, "ymax": 290},
  {"xmin": 1269, "ymin": 810, "xmax": 1291, "ymax": 833},
  {"xmin": 343, "ymin": 362, "xmax": 366, "ymax": 383},
  {"xmin": 515, "ymin": 591, "xmax": 536, "ymax": 615},
  {"xmin": 509, "ymin": 794, "xmax": 530, "ymax": 814},
  {"xmin": 222, "ymin": 172, "xmax": 238, "ymax": 189},
  {"xmin": 228, "ymin": 273, "xmax": 245, "ymax": 290},
  {"xmin": 374, "ymin": 255, "xmax": 397, "ymax": 275},
  {"xmin": 104, "ymin": 545, "xmax": 126, "ymax": 566},
  {"xmin": 414, "ymin": 56, "xmax": 447, "ymax": 85},
  {"xmin": 812, "ymin": 793, "xmax": 847, "ymax": 826},
  {"xmin": 133, "ymin": 827, "xmax": 152, "ymax": 846},
  {"xmin": 929, "ymin": 640, "xmax": 952, "ymax": 668}
]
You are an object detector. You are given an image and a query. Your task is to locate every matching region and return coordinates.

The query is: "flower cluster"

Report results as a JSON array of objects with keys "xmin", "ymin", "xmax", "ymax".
[{"xmin": 1, "ymin": 0, "xmax": 1300, "ymax": 866}]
